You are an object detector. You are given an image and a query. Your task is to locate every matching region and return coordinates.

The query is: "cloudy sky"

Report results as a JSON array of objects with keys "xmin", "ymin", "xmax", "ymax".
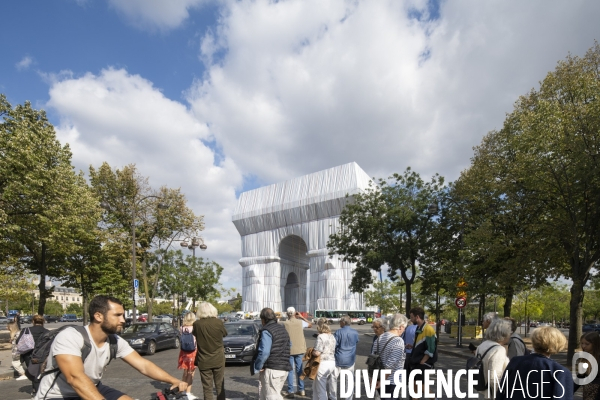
[{"xmin": 2, "ymin": 0, "xmax": 599, "ymax": 291}]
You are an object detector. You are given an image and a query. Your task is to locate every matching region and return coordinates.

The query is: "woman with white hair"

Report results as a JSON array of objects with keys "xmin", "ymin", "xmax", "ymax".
[
  {"xmin": 373, "ymin": 314, "xmax": 408, "ymax": 400},
  {"xmin": 476, "ymin": 318, "xmax": 511, "ymax": 399},
  {"xmin": 193, "ymin": 302, "xmax": 228, "ymax": 400}
]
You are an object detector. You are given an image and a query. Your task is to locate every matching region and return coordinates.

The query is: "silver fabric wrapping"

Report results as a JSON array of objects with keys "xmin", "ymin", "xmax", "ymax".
[{"xmin": 233, "ymin": 162, "xmax": 375, "ymax": 314}]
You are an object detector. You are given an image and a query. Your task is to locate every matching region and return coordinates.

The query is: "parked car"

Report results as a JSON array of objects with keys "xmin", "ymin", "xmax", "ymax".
[
  {"xmin": 582, "ymin": 324, "xmax": 600, "ymax": 333},
  {"xmin": 119, "ymin": 322, "xmax": 180, "ymax": 355},
  {"xmin": 0, "ymin": 316, "xmax": 9, "ymax": 325},
  {"xmin": 60, "ymin": 314, "xmax": 78, "ymax": 323},
  {"xmin": 20, "ymin": 315, "xmax": 33, "ymax": 324},
  {"xmin": 44, "ymin": 315, "xmax": 61, "ymax": 323},
  {"xmin": 153, "ymin": 315, "xmax": 173, "ymax": 324},
  {"xmin": 223, "ymin": 320, "xmax": 260, "ymax": 364}
]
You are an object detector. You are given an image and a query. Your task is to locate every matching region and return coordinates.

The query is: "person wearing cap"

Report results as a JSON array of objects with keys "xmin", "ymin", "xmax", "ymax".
[{"xmin": 282, "ymin": 307, "xmax": 313, "ymax": 398}]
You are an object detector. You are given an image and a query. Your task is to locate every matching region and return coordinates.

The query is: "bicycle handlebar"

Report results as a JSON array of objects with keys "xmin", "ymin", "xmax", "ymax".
[{"xmin": 150, "ymin": 387, "xmax": 189, "ymax": 400}]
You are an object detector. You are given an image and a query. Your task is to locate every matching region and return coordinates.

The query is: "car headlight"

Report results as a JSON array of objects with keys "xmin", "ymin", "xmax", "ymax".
[
  {"xmin": 243, "ymin": 344, "xmax": 256, "ymax": 352},
  {"xmin": 130, "ymin": 338, "xmax": 145, "ymax": 345}
]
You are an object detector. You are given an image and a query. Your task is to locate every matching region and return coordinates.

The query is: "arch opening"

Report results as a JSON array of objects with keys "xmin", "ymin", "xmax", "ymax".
[{"xmin": 280, "ymin": 235, "xmax": 309, "ymax": 312}]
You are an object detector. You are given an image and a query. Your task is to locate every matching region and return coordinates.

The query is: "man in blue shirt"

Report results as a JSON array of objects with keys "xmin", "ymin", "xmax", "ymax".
[
  {"xmin": 402, "ymin": 322, "xmax": 417, "ymax": 375},
  {"xmin": 333, "ymin": 315, "xmax": 359, "ymax": 400},
  {"xmin": 253, "ymin": 308, "xmax": 291, "ymax": 400}
]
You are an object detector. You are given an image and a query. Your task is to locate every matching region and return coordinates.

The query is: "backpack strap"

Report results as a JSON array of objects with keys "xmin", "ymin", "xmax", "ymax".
[
  {"xmin": 478, "ymin": 344, "xmax": 500, "ymax": 361},
  {"xmin": 41, "ymin": 327, "xmax": 118, "ymax": 400},
  {"xmin": 107, "ymin": 334, "xmax": 118, "ymax": 364}
]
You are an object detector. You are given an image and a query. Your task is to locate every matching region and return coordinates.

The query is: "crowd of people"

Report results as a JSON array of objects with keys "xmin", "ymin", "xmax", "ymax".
[{"xmin": 6, "ymin": 300, "xmax": 600, "ymax": 400}]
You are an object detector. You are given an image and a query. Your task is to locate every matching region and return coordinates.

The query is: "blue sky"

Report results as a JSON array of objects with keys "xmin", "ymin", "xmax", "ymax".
[
  {"xmin": 2, "ymin": 0, "xmax": 600, "ymax": 290},
  {"xmin": 4, "ymin": 1, "xmax": 218, "ymax": 112}
]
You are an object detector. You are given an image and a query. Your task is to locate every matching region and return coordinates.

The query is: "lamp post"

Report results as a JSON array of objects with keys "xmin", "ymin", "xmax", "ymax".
[
  {"xmin": 102, "ymin": 195, "xmax": 168, "ymax": 325},
  {"xmin": 179, "ymin": 236, "xmax": 207, "ymax": 258}
]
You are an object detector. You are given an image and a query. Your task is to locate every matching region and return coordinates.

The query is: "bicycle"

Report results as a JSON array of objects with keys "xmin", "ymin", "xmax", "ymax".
[{"xmin": 150, "ymin": 387, "xmax": 190, "ymax": 400}]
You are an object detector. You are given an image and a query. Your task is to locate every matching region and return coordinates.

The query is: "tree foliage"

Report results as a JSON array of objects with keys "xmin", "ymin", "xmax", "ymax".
[
  {"xmin": 328, "ymin": 167, "xmax": 444, "ymax": 313},
  {"xmin": 0, "ymin": 96, "xmax": 100, "ymax": 314},
  {"xmin": 158, "ymin": 250, "xmax": 223, "ymax": 309},
  {"xmin": 455, "ymin": 42, "xmax": 600, "ymax": 362},
  {"xmin": 89, "ymin": 163, "xmax": 203, "ymax": 319}
]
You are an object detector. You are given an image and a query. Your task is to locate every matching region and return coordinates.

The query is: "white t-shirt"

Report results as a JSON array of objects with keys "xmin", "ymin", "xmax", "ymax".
[{"xmin": 35, "ymin": 326, "xmax": 134, "ymax": 399}]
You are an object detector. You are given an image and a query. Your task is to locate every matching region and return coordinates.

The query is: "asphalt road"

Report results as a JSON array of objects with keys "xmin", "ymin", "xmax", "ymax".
[{"xmin": 0, "ymin": 323, "xmax": 577, "ymax": 400}]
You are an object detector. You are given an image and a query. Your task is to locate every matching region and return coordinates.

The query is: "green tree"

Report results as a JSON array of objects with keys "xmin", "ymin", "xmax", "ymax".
[
  {"xmin": 66, "ymin": 303, "xmax": 83, "ymax": 317},
  {"xmin": 89, "ymin": 163, "xmax": 203, "ymax": 321},
  {"xmin": 44, "ymin": 300, "xmax": 64, "ymax": 316},
  {"xmin": 364, "ymin": 280, "xmax": 404, "ymax": 315},
  {"xmin": 0, "ymin": 265, "xmax": 36, "ymax": 315},
  {"xmin": 496, "ymin": 43, "xmax": 600, "ymax": 362},
  {"xmin": 328, "ymin": 168, "xmax": 444, "ymax": 313},
  {"xmin": 0, "ymin": 96, "xmax": 99, "ymax": 314},
  {"xmin": 158, "ymin": 250, "xmax": 223, "ymax": 311}
]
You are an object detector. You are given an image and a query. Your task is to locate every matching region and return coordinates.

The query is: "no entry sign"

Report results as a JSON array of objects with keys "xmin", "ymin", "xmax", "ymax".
[{"xmin": 455, "ymin": 297, "xmax": 467, "ymax": 308}]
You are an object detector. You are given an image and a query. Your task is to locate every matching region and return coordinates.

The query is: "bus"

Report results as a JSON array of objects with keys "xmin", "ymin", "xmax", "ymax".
[{"xmin": 313, "ymin": 310, "xmax": 376, "ymax": 325}]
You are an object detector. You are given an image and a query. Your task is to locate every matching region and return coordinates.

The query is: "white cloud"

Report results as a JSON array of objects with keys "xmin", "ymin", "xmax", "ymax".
[
  {"xmin": 187, "ymin": 0, "xmax": 600, "ymax": 184},
  {"xmin": 107, "ymin": 0, "xmax": 211, "ymax": 32},
  {"xmin": 46, "ymin": 68, "xmax": 245, "ymax": 289},
  {"xmin": 15, "ymin": 56, "xmax": 33, "ymax": 71}
]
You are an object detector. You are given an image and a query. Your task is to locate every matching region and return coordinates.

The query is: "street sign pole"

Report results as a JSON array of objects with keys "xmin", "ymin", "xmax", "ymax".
[
  {"xmin": 456, "ymin": 278, "xmax": 468, "ymax": 348},
  {"xmin": 457, "ymin": 308, "xmax": 463, "ymax": 348}
]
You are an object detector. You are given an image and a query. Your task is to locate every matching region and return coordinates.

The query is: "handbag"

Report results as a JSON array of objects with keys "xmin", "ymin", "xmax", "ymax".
[
  {"xmin": 16, "ymin": 328, "xmax": 35, "ymax": 354},
  {"xmin": 366, "ymin": 337, "xmax": 394, "ymax": 375}
]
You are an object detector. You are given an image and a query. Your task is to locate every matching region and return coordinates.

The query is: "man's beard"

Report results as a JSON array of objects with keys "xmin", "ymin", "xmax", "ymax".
[{"xmin": 101, "ymin": 319, "xmax": 121, "ymax": 335}]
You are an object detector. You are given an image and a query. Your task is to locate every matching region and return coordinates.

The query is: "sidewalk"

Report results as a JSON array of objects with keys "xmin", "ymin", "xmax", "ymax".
[{"xmin": 0, "ymin": 328, "xmax": 15, "ymax": 380}]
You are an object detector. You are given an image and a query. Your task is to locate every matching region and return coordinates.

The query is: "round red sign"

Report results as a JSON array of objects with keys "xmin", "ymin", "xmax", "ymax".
[{"xmin": 455, "ymin": 297, "xmax": 467, "ymax": 308}]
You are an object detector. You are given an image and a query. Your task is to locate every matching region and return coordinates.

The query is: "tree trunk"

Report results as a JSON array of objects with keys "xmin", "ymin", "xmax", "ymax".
[
  {"xmin": 141, "ymin": 259, "xmax": 153, "ymax": 322},
  {"xmin": 405, "ymin": 279, "xmax": 412, "ymax": 316},
  {"xmin": 503, "ymin": 286, "xmax": 514, "ymax": 317},
  {"xmin": 37, "ymin": 243, "xmax": 48, "ymax": 315},
  {"xmin": 435, "ymin": 288, "xmax": 441, "ymax": 339},
  {"xmin": 567, "ymin": 275, "xmax": 586, "ymax": 365}
]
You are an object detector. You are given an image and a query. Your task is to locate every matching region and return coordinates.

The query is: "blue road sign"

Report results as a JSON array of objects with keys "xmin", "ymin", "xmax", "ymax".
[{"xmin": 133, "ymin": 279, "xmax": 139, "ymax": 289}]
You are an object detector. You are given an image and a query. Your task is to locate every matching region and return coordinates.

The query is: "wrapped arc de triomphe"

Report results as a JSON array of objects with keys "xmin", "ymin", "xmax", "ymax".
[{"xmin": 232, "ymin": 162, "xmax": 373, "ymax": 314}]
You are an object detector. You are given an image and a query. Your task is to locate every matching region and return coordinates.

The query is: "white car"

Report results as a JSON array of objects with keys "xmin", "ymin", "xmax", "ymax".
[{"xmin": 153, "ymin": 315, "xmax": 173, "ymax": 323}]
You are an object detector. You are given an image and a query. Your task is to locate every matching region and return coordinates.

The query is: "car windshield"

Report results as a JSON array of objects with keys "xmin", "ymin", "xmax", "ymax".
[
  {"xmin": 123, "ymin": 323, "xmax": 159, "ymax": 333},
  {"xmin": 225, "ymin": 324, "xmax": 255, "ymax": 336}
]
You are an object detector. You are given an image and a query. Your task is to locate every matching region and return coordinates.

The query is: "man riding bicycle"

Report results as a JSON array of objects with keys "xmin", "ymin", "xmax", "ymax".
[{"xmin": 35, "ymin": 295, "xmax": 188, "ymax": 400}]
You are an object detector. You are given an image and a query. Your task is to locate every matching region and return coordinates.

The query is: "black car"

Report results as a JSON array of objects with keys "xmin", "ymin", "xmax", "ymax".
[
  {"xmin": 119, "ymin": 322, "xmax": 180, "ymax": 355},
  {"xmin": 44, "ymin": 315, "xmax": 61, "ymax": 323},
  {"xmin": 583, "ymin": 324, "xmax": 600, "ymax": 333},
  {"xmin": 223, "ymin": 320, "xmax": 260, "ymax": 364}
]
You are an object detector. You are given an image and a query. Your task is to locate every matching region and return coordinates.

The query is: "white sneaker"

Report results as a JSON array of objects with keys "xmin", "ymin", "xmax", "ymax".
[
  {"xmin": 186, "ymin": 394, "xmax": 198, "ymax": 400},
  {"xmin": 16, "ymin": 375, "xmax": 28, "ymax": 381}
]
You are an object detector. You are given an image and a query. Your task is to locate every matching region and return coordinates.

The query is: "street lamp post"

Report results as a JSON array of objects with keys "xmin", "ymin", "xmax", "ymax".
[{"xmin": 179, "ymin": 236, "xmax": 207, "ymax": 258}]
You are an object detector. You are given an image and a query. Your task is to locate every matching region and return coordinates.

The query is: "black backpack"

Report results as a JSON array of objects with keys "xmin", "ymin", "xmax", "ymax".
[
  {"xmin": 26, "ymin": 325, "xmax": 118, "ymax": 391},
  {"xmin": 466, "ymin": 344, "xmax": 499, "ymax": 391}
]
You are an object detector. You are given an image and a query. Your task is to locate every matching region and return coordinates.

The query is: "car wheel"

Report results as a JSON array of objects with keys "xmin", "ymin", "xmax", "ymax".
[
  {"xmin": 174, "ymin": 337, "xmax": 180, "ymax": 349},
  {"xmin": 359, "ymin": 321, "xmax": 364, "ymax": 325},
  {"xmin": 328, "ymin": 320, "xmax": 333, "ymax": 325},
  {"xmin": 146, "ymin": 341, "xmax": 156, "ymax": 356}
]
